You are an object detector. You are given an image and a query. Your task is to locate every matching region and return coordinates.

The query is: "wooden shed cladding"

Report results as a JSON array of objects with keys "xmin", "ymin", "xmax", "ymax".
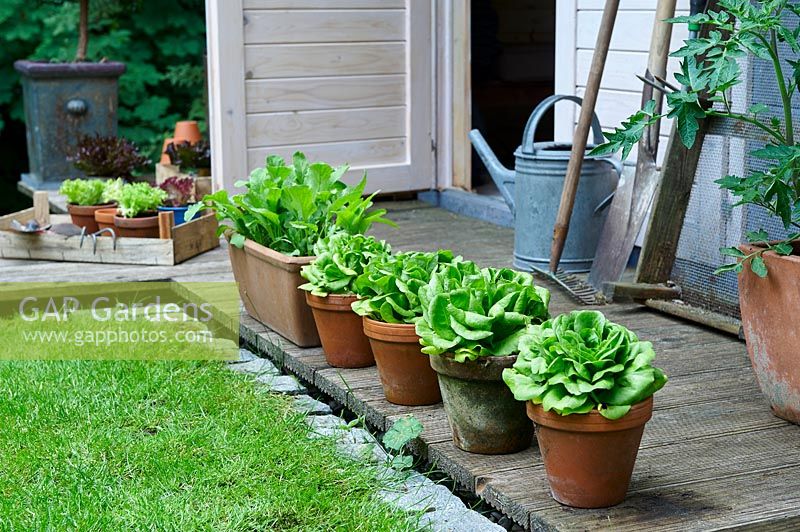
[
  {"xmin": 237, "ymin": 0, "xmax": 433, "ymax": 192},
  {"xmin": 556, "ymin": 0, "xmax": 690, "ymax": 165}
]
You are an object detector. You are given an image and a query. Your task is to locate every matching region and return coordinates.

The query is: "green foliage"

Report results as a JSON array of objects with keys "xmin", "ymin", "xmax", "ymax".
[
  {"xmin": 0, "ymin": 0, "xmax": 207, "ymax": 161},
  {"xmin": 186, "ymin": 152, "xmax": 396, "ymax": 256},
  {"xmin": 382, "ymin": 415, "xmax": 423, "ymax": 471},
  {"xmin": 299, "ymin": 232, "xmax": 391, "ymax": 297},
  {"xmin": 502, "ymin": 310, "xmax": 667, "ymax": 420},
  {"xmin": 101, "ymin": 177, "xmax": 125, "ymax": 204},
  {"xmin": 351, "ymin": 250, "xmax": 456, "ymax": 324},
  {"xmin": 416, "ymin": 262, "xmax": 551, "ymax": 362},
  {"xmin": 59, "ymin": 178, "xmax": 106, "ymax": 206},
  {"xmin": 117, "ymin": 182, "xmax": 166, "ymax": 218},
  {"xmin": 590, "ymin": 0, "xmax": 800, "ymax": 276}
]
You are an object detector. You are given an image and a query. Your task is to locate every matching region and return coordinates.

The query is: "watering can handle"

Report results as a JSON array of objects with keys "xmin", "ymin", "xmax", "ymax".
[{"xmin": 521, "ymin": 95, "xmax": 604, "ymax": 155}]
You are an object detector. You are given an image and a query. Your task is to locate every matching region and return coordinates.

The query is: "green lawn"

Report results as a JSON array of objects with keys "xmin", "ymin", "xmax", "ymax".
[{"xmin": 0, "ymin": 360, "xmax": 419, "ymax": 531}]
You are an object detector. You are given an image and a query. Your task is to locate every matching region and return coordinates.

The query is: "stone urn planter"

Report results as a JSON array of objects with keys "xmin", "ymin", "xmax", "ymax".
[
  {"xmin": 228, "ymin": 237, "xmax": 320, "ymax": 347},
  {"xmin": 363, "ymin": 317, "xmax": 441, "ymax": 406},
  {"xmin": 429, "ymin": 353, "xmax": 532, "ymax": 454},
  {"xmin": 738, "ymin": 243, "xmax": 800, "ymax": 424},
  {"xmin": 305, "ymin": 293, "xmax": 373, "ymax": 368},
  {"xmin": 14, "ymin": 60, "xmax": 125, "ymax": 189},
  {"xmin": 528, "ymin": 397, "xmax": 653, "ymax": 508}
]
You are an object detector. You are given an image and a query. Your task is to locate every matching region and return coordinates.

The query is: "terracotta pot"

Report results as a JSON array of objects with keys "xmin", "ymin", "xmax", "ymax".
[
  {"xmin": 160, "ymin": 137, "xmax": 174, "ymax": 164},
  {"xmin": 429, "ymin": 353, "xmax": 532, "ymax": 454},
  {"xmin": 528, "ymin": 397, "xmax": 653, "ymax": 508},
  {"xmin": 173, "ymin": 121, "xmax": 201, "ymax": 144},
  {"xmin": 228, "ymin": 238, "xmax": 320, "ymax": 347},
  {"xmin": 94, "ymin": 207, "xmax": 119, "ymax": 234},
  {"xmin": 739, "ymin": 242, "xmax": 800, "ymax": 424},
  {"xmin": 363, "ymin": 317, "xmax": 441, "ymax": 405},
  {"xmin": 305, "ymin": 293, "xmax": 374, "ymax": 368},
  {"xmin": 113, "ymin": 213, "xmax": 160, "ymax": 238},
  {"xmin": 67, "ymin": 203, "xmax": 115, "ymax": 233}
]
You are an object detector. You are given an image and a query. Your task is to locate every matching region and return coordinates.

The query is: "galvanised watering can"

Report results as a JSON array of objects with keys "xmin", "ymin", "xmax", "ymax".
[{"xmin": 470, "ymin": 95, "xmax": 623, "ymax": 272}]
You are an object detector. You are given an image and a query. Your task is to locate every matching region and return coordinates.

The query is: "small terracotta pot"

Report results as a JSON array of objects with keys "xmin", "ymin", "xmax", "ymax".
[
  {"xmin": 528, "ymin": 396, "xmax": 653, "ymax": 508},
  {"xmin": 160, "ymin": 137, "xmax": 174, "ymax": 164},
  {"xmin": 738, "ymin": 242, "xmax": 800, "ymax": 424},
  {"xmin": 363, "ymin": 317, "xmax": 440, "ymax": 405},
  {"xmin": 173, "ymin": 121, "xmax": 201, "ymax": 144},
  {"xmin": 67, "ymin": 203, "xmax": 115, "ymax": 233},
  {"xmin": 94, "ymin": 207, "xmax": 119, "ymax": 234},
  {"xmin": 228, "ymin": 238, "xmax": 320, "ymax": 347},
  {"xmin": 305, "ymin": 293, "xmax": 374, "ymax": 368},
  {"xmin": 113, "ymin": 213, "xmax": 160, "ymax": 239},
  {"xmin": 430, "ymin": 353, "xmax": 532, "ymax": 454}
]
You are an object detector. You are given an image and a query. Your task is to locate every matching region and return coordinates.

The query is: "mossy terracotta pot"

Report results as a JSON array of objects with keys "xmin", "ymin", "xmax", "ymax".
[
  {"xmin": 306, "ymin": 293, "xmax": 373, "ymax": 368},
  {"xmin": 363, "ymin": 317, "xmax": 441, "ymax": 405},
  {"xmin": 94, "ymin": 207, "xmax": 118, "ymax": 234},
  {"xmin": 228, "ymin": 237, "xmax": 320, "ymax": 347},
  {"xmin": 67, "ymin": 202, "xmax": 115, "ymax": 233},
  {"xmin": 113, "ymin": 213, "xmax": 160, "ymax": 238},
  {"xmin": 738, "ymin": 243, "xmax": 800, "ymax": 424},
  {"xmin": 429, "ymin": 353, "xmax": 532, "ymax": 454},
  {"xmin": 528, "ymin": 396, "xmax": 653, "ymax": 508}
]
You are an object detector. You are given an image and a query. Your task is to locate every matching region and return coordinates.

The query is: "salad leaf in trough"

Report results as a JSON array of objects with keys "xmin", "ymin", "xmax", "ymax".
[
  {"xmin": 416, "ymin": 263, "xmax": 551, "ymax": 362},
  {"xmin": 117, "ymin": 182, "xmax": 168, "ymax": 218},
  {"xmin": 299, "ymin": 232, "xmax": 391, "ymax": 297},
  {"xmin": 59, "ymin": 179, "xmax": 107, "ymax": 206},
  {"xmin": 502, "ymin": 310, "xmax": 667, "ymax": 420},
  {"xmin": 351, "ymin": 250, "xmax": 456, "ymax": 324},
  {"xmin": 186, "ymin": 152, "xmax": 396, "ymax": 256}
]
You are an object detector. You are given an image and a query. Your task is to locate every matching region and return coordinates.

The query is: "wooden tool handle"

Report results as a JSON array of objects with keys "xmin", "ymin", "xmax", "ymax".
[{"xmin": 549, "ymin": 0, "xmax": 620, "ymax": 272}]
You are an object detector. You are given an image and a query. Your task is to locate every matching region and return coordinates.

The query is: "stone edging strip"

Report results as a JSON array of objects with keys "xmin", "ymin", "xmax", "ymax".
[{"xmin": 227, "ymin": 345, "xmax": 504, "ymax": 532}]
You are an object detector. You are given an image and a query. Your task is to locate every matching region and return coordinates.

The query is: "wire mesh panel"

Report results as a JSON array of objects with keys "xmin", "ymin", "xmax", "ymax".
[{"xmin": 671, "ymin": 31, "xmax": 800, "ymax": 318}]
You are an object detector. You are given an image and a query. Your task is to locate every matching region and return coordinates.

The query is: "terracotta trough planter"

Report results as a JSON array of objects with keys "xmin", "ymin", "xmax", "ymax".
[
  {"xmin": 739, "ymin": 243, "xmax": 800, "ymax": 424},
  {"xmin": 228, "ymin": 238, "xmax": 320, "ymax": 347},
  {"xmin": 430, "ymin": 353, "xmax": 532, "ymax": 454},
  {"xmin": 306, "ymin": 293, "xmax": 373, "ymax": 368},
  {"xmin": 363, "ymin": 317, "xmax": 440, "ymax": 405},
  {"xmin": 528, "ymin": 397, "xmax": 653, "ymax": 508},
  {"xmin": 113, "ymin": 213, "xmax": 160, "ymax": 238},
  {"xmin": 67, "ymin": 202, "xmax": 115, "ymax": 233}
]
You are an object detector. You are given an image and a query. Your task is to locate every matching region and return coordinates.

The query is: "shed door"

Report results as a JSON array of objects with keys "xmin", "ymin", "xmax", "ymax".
[{"xmin": 207, "ymin": 0, "xmax": 434, "ymax": 193}]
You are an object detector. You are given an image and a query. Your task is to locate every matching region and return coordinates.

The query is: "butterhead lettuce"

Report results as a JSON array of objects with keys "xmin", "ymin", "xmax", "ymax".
[{"xmin": 503, "ymin": 310, "xmax": 667, "ymax": 419}]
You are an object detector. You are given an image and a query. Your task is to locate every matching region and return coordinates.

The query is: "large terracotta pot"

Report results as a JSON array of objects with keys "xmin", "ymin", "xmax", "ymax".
[
  {"xmin": 228, "ymin": 238, "xmax": 320, "ymax": 347},
  {"xmin": 67, "ymin": 203, "xmax": 115, "ymax": 233},
  {"xmin": 429, "ymin": 353, "xmax": 532, "ymax": 454},
  {"xmin": 305, "ymin": 293, "xmax": 373, "ymax": 368},
  {"xmin": 738, "ymin": 243, "xmax": 800, "ymax": 424},
  {"xmin": 113, "ymin": 213, "xmax": 160, "ymax": 238},
  {"xmin": 363, "ymin": 317, "xmax": 441, "ymax": 405},
  {"xmin": 528, "ymin": 397, "xmax": 653, "ymax": 508}
]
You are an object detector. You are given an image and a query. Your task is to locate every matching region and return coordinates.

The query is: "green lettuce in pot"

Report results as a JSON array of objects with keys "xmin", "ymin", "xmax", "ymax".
[
  {"xmin": 299, "ymin": 232, "xmax": 391, "ymax": 297},
  {"xmin": 416, "ymin": 262, "xmax": 551, "ymax": 362},
  {"xmin": 186, "ymin": 152, "xmax": 395, "ymax": 255},
  {"xmin": 351, "ymin": 250, "xmax": 456, "ymax": 324},
  {"xmin": 503, "ymin": 310, "xmax": 667, "ymax": 420}
]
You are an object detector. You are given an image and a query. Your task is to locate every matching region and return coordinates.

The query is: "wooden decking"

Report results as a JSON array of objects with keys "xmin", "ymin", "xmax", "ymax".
[{"xmin": 2, "ymin": 201, "xmax": 799, "ymax": 530}]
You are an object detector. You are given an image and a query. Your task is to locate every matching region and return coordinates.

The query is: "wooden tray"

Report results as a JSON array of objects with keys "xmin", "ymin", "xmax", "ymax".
[{"xmin": 0, "ymin": 192, "xmax": 219, "ymax": 265}]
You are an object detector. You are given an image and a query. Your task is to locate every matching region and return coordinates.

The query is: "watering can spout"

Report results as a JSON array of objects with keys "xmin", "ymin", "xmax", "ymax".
[{"xmin": 469, "ymin": 129, "xmax": 516, "ymax": 214}]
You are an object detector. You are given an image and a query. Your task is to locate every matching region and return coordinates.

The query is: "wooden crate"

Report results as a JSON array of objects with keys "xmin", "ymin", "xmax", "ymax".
[{"xmin": 0, "ymin": 192, "xmax": 220, "ymax": 266}]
